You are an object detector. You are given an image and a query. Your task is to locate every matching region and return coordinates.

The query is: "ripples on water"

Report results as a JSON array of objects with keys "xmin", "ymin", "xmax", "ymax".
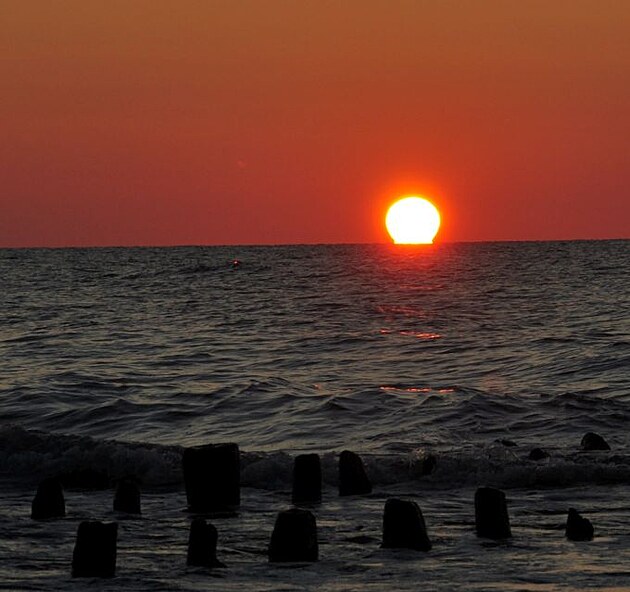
[
  {"xmin": 1, "ymin": 241, "xmax": 630, "ymax": 590},
  {"xmin": 1, "ymin": 241, "xmax": 628, "ymax": 452}
]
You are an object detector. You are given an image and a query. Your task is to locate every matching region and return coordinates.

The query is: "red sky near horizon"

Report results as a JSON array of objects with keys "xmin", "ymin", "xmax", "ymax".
[{"xmin": 1, "ymin": 1, "xmax": 629, "ymax": 247}]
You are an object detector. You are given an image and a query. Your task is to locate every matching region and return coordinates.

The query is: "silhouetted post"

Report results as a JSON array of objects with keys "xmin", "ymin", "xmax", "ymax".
[
  {"xmin": 114, "ymin": 478, "xmax": 141, "ymax": 514},
  {"xmin": 187, "ymin": 518, "xmax": 225, "ymax": 567},
  {"xmin": 382, "ymin": 498, "xmax": 432, "ymax": 551},
  {"xmin": 269, "ymin": 509, "xmax": 318, "ymax": 562},
  {"xmin": 529, "ymin": 448, "xmax": 549, "ymax": 461},
  {"xmin": 566, "ymin": 508, "xmax": 594, "ymax": 541},
  {"xmin": 71, "ymin": 521, "xmax": 117, "ymax": 578},
  {"xmin": 183, "ymin": 443, "xmax": 240, "ymax": 513},
  {"xmin": 339, "ymin": 450, "xmax": 372, "ymax": 496},
  {"xmin": 474, "ymin": 487, "xmax": 511, "ymax": 539},
  {"xmin": 31, "ymin": 477, "xmax": 65, "ymax": 519},
  {"xmin": 581, "ymin": 432, "xmax": 610, "ymax": 451},
  {"xmin": 292, "ymin": 454, "xmax": 321, "ymax": 505}
]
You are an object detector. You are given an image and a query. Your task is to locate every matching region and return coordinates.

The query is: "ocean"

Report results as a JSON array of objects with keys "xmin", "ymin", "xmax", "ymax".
[{"xmin": 1, "ymin": 241, "xmax": 629, "ymax": 590}]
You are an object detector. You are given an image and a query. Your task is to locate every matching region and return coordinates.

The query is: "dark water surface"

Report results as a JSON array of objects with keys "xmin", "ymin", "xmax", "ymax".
[
  {"xmin": 1, "ymin": 241, "xmax": 629, "ymax": 590},
  {"xmin": 2, "ymin": 242, "xmax": 628, "ymax": 452}
]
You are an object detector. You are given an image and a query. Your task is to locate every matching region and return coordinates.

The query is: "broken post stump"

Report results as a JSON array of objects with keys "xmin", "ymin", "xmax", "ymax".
[
  {"xmin": 183, "ymin": 443, "xmax": 240, "ymax": 513},
  {"xmin": 71, "ymin": 521, "xmax": 117, "ymax": 578},
  {"xmin": 339, "ymin": 450, "xmax": 372, "ymax": 496},
  {"xmin": 31, "ymin": 477, "xmax": 65, "ymax": 519},
  {"xmin": 269, "ymin": 509, "xmax": 318, "ymax": 562},
  {"xmin": 292, "ymin": 453, "xmax": 321, "ymax": 505},
  {"xmin": 382, "ymin": 498, "xmax": 432, "ymax": 551},
  {"xmin": 475, "ymin": 487, "xmax": 511, "ymax": 539}
]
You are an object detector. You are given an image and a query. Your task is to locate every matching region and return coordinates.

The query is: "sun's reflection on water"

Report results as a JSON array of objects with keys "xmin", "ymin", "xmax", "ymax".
[
  {"xmin": 379, "ymin": 328, "xmax": 442, "ymax": 339},
  {"xmin": 380, "ymin": 386, "xmax": 455, "ymax": 394}
]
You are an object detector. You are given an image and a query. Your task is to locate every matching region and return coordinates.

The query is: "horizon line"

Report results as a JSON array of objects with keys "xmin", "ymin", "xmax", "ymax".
[{"xmin": 1, "ymin": 237, "xmax": 628, "ymax": 250}]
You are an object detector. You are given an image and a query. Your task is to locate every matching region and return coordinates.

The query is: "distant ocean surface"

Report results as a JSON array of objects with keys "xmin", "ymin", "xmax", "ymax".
[{"xmin": 1, "ymin": 241, "xmax": 629, "ymax": 591}]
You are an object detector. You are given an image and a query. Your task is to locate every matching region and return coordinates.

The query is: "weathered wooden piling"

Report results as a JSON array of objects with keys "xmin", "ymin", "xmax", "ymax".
[
  {"xmin": 71, "ymin": 521, "xmax": 118, "ymax": 578},
  {"xmin": 474, "ymin": 487, "xmax": 511, "ymax": 539},
  {"xmin": 292, "ymin": 454, "xmax": 321, "ymax": 505},
  {"xmin": 114, "ymin": 478, "xmax": 141, "ymax": 514},
  {"xmin": 339, "ymin": 450, "xmax": 372, "ymax": 496},
  {"xmin": 566, "ymin": 508, "xmax": 594, "ymax": 541},
  {"xmin": 581, "ymin": 432, "xmax": 610, "ymax": 451},
  {"xmin": 382, "ymin": 498, "xmax": 432, "ymax": 551},
  {"xmin": 183, "ymin": 443, "xmax": 240, "ymax": 513},
  {"xmin": 31, "ymin": 477, "xmax": 65, "ymax": 519},
  {"xmin": 269, "ymin": 508, "xmax": 318, "ymax": 562},
  {"xmin": 187, "ymin": 518, "xmax": 225, "ymax": 567}
]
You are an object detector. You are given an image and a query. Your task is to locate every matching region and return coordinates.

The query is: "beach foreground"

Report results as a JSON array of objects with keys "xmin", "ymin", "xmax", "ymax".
[{"xmin": 3, "ymin": 472, "xmax": 630, "ymax": 591}]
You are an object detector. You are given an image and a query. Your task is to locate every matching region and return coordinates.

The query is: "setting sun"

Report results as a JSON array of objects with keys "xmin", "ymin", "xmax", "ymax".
[{"xmin": 385, "ymin": 197, "xmax": 441, "ymax": 244}]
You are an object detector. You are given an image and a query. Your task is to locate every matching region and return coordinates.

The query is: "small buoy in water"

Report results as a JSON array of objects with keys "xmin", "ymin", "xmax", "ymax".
[{"xmin": 231, "ymin": 259, "xmax": 241, "ymax": 269}]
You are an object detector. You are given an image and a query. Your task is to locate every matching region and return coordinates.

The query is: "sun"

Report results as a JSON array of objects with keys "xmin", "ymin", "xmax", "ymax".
[{"xmin": 385, "ymin": 196, "xmax": 441, "ymax": 244}]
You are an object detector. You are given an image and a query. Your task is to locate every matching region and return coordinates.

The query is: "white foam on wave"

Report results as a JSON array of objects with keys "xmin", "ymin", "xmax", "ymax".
[
  {"xmin": 0, "ymin": 425, "xmax": 183, "ymax": 486},
  {"xmin": 3, "ymin": 426, "xmax": 630, "ymax": 492}
]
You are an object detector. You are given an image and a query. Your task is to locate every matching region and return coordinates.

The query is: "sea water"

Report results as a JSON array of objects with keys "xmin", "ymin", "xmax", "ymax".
[{"xmin": 1, "ymin": 241, "xmax": 629, "ymax": 590}]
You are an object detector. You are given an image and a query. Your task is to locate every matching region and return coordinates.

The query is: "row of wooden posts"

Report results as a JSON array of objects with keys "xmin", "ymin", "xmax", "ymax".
[{"xmin": 30, "ymin": 443, "xmax": 595, "ymax": 578}]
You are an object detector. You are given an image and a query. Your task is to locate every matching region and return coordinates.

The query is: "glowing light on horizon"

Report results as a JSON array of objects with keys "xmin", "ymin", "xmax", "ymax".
[{"xmin": 385, "ymin": 196, "xmax": 441, "ymax": 244}]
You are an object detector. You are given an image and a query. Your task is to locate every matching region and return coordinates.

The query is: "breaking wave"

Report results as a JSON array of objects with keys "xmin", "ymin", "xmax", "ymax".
[{"xmin": 3, "ymin": 425, "xmax": 630, "ymax": 491}]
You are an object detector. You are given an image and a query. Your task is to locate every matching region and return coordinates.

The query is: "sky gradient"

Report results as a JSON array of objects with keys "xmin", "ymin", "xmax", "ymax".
[{"xmin": 2, "ymin": 0, "xmax": 629, "ymax": 247}]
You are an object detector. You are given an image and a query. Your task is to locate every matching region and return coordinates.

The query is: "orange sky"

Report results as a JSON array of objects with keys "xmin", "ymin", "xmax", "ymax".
[{"xmin": 2, "ymin": 0, "xmax": 629, "ymax": 247}]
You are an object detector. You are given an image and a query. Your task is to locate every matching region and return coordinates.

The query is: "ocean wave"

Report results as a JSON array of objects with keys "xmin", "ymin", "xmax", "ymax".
[
  {"xmin": 3, "ymin": 426, "xmax": 630, "ymax": 492},
  {"xmin": 2, "ymin": 380, "xmax": 630, "ymax": 455}
]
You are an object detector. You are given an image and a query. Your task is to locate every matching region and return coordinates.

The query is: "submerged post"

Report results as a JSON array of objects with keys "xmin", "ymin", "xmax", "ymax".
[
  {"xmin": 566, "ymin": 508, "xmax": 594, "ymax": 541},
  {"xmin": 114, "ymin": 478, "xmax": 141, "ymax": 514},
  {"xmin": 474, "ymin": 487, "xmax": 511, "ymax": 539},
  {"xmin": 292, "ymin": 454, "xmax": 321, "ymax": 505},
  {"xmin": 72, "ymin": 521, "xmax": 118, "ymax": 578},
  {"xmin": 31, "ymin": 477, "xmax": 65, "ymax": 519},
  {"xmin": 269, "ymin": 509, "xmax": 318, "ymax": 562},
  {"xmin": 339, "ymin": 450, "xmax": 372, "ymax": 496},
  {"xmin": 183, "ymin": 443, "xmax": 240, "ymax": 513},
  {"xmin": 187, "ymin": 518, "xmax": 225, "ymax": 567},
  {"xmin": 382, "ymin": 498, "xmax": 432, "ymax": 551}
]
